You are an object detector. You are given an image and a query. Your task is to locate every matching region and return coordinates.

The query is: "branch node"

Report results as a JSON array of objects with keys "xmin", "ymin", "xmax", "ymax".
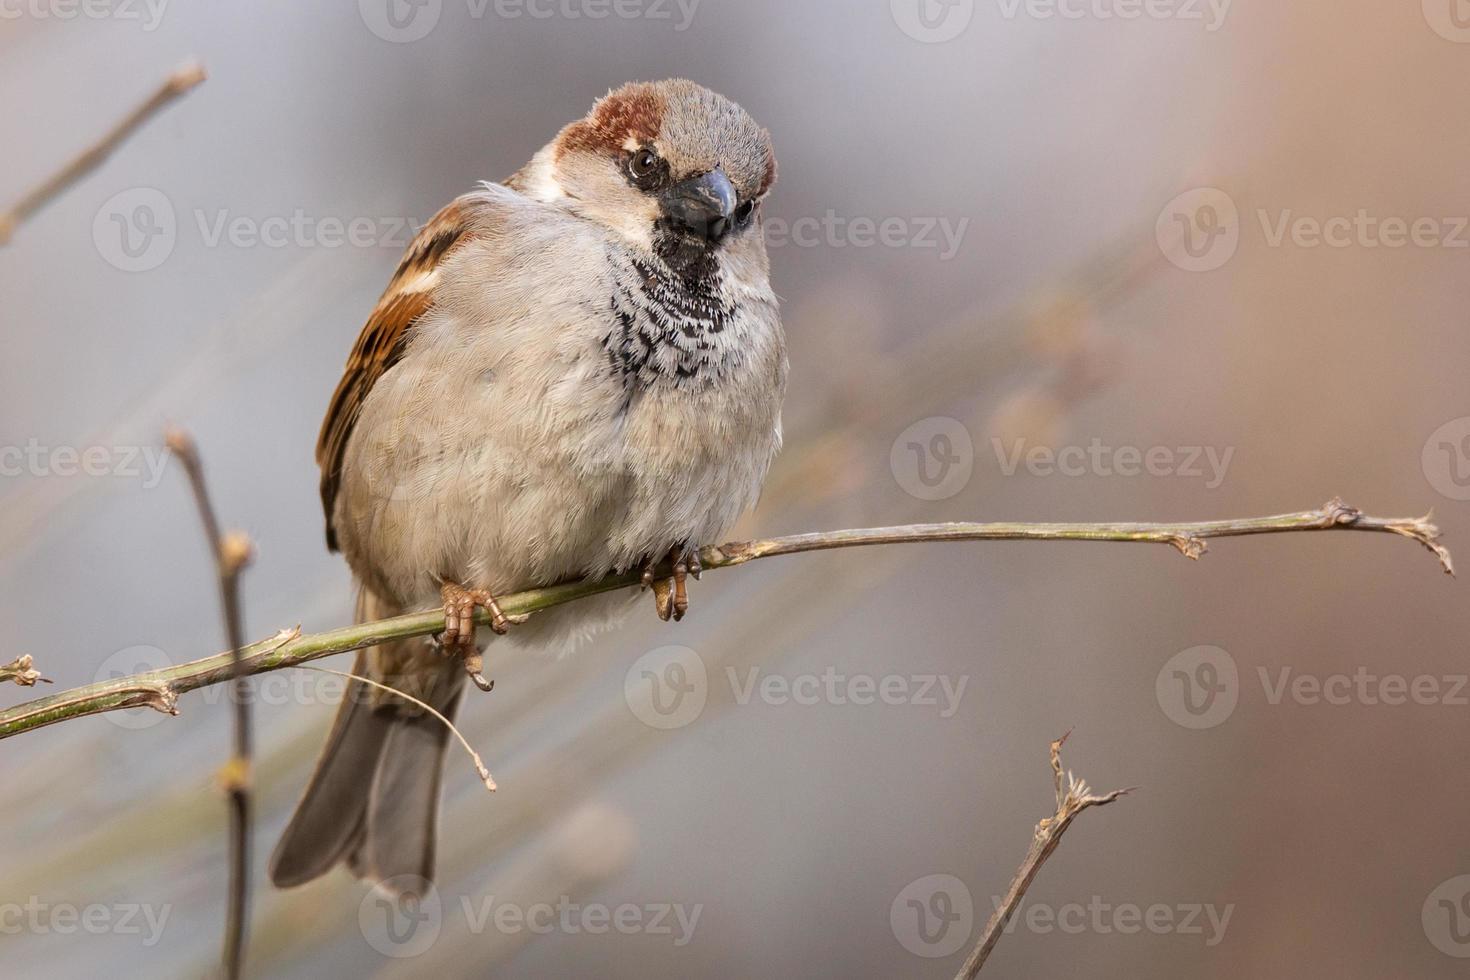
[
  {"xmin": 1170, "ymin": 535, "xmax": 1207, "ymax": 560},
  {"xmin": 220, "ymin": 532, "xmax": 255, "ymax": 574},
  {"xmin": 136, "ymin": 685, "xmax": 180, "ymax": 716},
  {"xmin": 1322, "ymin": 497, "xmax": 1362, "ymax": 526},
  {"xmin": 0, "ymin": 655, "xmax": 51, "ymax": 688},
  {"xmin": 217, "ymin": 756, "xmax": 252, "ymax": 794}
]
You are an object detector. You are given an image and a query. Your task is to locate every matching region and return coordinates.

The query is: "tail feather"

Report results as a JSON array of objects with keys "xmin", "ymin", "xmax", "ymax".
[{"xmin": 268, "ymin": 589, "xmax": 465, "ymax": 895}]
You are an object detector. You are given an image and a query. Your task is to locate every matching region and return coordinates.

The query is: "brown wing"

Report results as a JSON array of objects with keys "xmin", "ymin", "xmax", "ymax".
[{"xmin": 317, "ymin": 200, "xmax": 472, "ymax": 551}]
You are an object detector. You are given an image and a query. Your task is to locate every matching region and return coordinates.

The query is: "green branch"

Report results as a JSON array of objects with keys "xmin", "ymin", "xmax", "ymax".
[{"xmin": 0, "ymin": 498, "xmax": 1449, "ymax": 741}]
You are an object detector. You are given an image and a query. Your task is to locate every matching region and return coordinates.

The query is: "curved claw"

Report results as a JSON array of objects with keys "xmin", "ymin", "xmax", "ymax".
[{"xmin": 441, "ymin": 582, "xmax": 517, "ymax": 694}]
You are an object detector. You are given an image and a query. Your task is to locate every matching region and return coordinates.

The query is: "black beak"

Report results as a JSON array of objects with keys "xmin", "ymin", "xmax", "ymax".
[{"xmin": 660, "ymin": 169, "xmax": 737, "ymax": 244}]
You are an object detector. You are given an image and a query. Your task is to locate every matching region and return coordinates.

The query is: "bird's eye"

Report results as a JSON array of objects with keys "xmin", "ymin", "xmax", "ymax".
[
  {"xmin": 628, "ymin": 147, "xmax": 662, "ymax": 186},
  {"xmin": 734, "ymin": 200, "xmax": 757, "ymax": 227}
]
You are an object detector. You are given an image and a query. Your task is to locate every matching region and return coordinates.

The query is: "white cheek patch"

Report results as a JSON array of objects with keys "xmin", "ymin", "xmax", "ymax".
[{"xmin": 606, "ymin": 206, "xmax": 656, "ymax": 251}]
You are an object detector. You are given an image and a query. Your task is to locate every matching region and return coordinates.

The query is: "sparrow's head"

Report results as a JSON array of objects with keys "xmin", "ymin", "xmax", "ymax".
[{"xmin": 519, "ymin": 79, "xmax": 777, "ymax": 272}]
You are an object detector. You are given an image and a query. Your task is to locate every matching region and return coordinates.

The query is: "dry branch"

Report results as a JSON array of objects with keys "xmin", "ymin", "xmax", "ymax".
[
  {"xmin": 0, "ymin": 498, "xmax": 1448, "ymax": 743},
  {"xmin": 0, "ymin": 60, "xmax": 206, "ymax": 246},
  {"xmin": 956, "ymin": 733, "xmax": 1131, "ymax": 978},
  {"xmin": 0, "ymin": 655, "xmax": 50, "ymax": 688},
  {"xmin": 165, "ymin": 429, "xmax": 254, "ymax": 980}
]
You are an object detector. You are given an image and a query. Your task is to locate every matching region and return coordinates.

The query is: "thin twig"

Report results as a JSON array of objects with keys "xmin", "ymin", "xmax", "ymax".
[
  {"xmin": 0, "ymin": 60, "xmax": 206, "ymax": 246},
  {"xmin": 164, "ymin": 429, "xmax": 253, "ymax": 980},
  {"xmin": 956, "ymin": 732, "xmax": 1133, "ymax": 978},
  {"xmin": 295, "ymin": 666, "xmax": 497, "ymax": 791},
  {"xmin": 0, "ymin": 498, "xmax": 1449, "ymax": 741}
]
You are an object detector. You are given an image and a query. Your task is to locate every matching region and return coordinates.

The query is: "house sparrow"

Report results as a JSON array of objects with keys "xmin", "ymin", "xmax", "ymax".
[{"xmin": 269, "ymin": 80, "xmax": 785, "ymax": 896}]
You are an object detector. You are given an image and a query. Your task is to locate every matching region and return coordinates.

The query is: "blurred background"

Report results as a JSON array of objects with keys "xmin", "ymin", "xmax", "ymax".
[{"xmin": 3, "ymin": 0, "xmax": 1469, "ymax": 976}]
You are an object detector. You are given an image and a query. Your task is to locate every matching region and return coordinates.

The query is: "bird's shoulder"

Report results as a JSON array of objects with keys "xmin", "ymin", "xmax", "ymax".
[{"xmin": 315, "ymin": 184, "xmax": 570, "ymax": 549}]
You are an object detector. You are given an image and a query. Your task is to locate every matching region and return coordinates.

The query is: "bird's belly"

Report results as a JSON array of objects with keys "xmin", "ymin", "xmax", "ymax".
[{"xmin": 336, "ymin": 379, "xmax": 773, "ymax": 612}]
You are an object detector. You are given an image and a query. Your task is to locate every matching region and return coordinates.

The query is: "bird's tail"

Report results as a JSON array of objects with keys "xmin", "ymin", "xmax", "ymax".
[{"xmin": 268, "ymin": 588, "xmax": 465, "ymax": 897}]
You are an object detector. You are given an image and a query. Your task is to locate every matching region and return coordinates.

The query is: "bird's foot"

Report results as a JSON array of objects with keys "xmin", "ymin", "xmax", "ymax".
[
  {"xmin": 640, "ymin": 546, "xmax": 702, "ymax": 622},
  {"xmin": 439, "ymin": 582, "xmax": 526, "ymax": 692}
]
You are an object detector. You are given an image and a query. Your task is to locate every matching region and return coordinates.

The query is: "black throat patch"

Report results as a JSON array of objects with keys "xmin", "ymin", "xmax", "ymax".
[{"xmin": 603, "ymin": 252, "xmax": 738, "ymax": 395}]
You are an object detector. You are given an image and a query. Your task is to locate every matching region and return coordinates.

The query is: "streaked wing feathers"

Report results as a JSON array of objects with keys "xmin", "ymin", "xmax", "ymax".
[{"xmin": 316, "ymin": 200, "xmax": 472, "ymax": 550}]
